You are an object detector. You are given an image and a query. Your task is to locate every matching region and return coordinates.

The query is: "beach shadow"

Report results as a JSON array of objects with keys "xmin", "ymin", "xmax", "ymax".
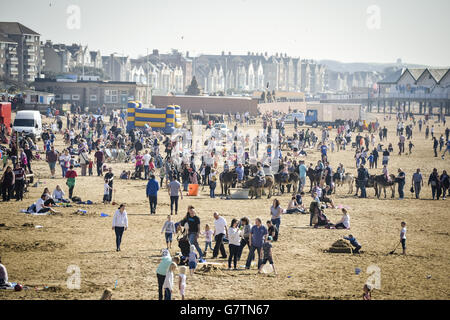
[{"xmin": 79, "ymin": 250, "xmax": 111, "ymax": 254}]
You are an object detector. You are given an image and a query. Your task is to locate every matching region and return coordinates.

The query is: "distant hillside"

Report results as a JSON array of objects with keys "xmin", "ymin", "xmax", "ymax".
[{"xmin": 319, "ymin": 60, "xmax": 430, "ymax": 73}]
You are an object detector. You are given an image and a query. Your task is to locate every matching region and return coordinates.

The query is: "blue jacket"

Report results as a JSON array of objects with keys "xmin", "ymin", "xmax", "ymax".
[{"xmin": 146, "ymin": 179, "xmax": 159, "ymax": 196}]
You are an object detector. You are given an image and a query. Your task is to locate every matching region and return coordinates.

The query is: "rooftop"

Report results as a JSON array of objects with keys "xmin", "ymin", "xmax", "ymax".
[{"xmin": 0, "ymin": 22, "xmax": 40, "ymax": 35}]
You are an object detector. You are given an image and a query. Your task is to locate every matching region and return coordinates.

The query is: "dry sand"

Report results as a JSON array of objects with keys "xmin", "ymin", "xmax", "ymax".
[{"xmin": 0, "ymin": 113, "xmax": 449, "ymax": 300}]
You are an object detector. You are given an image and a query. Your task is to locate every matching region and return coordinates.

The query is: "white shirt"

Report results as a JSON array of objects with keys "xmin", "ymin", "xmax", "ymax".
[
  {"xmin": 401, "ymin": 227, "xmax": 407, "ymax": 239},
  {"xmin": 104, "ymin": 183, "xmax": 112, "ymax": 195},
  {"xmin": 112, "ymin": 210, "xmax": 128, "ymax": 228},
  {"xmin": 162, "ymin": 270, "xmax": 174, "ymax": 290},
  {"xmin": 179, "ymin": 273, "xmax": 186, "ymax": 287},
  {"xmin": 0, "ymin": 263, "xmax": 8, "ymax": 283},
  {"xmin": 143, "ymin": 154, "xmax": 151, "ymax": 166},
  {"xmin": 340, "ymin": 214, "xmax": 350, "ymax": 228},
  {"xmin": 228, "ymin": 227, "xmax": 242, "ymax": 246},
  {"xmin": 35, "ymin": 198, "xmax": 45, "ymax": 212},
  {"xmin": 52, "ymin": 189, "xmax": 65, "ymax": 200},
  {"xmin": 59, "ymin": 154, "xmax": 71, "ymax": 167},
  {"xmin": 214, "ymin": 216, "xmax": 227, "ymax": 235}
]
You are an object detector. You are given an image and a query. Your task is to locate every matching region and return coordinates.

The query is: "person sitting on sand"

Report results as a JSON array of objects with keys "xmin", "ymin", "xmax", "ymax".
[
  {"xmin": 35, "ymin": 194, "xmax": 61, "ymax": 214},
  {"xmin": 119, "ymin": 170, "xmax": 129, "ymax": 179},
  {"xmin": 42, "ymin": 187, "xmax": 57, "ymax": 207},
  {"xmin": 0, "ymin": 257, "xmax": 11, "ymax": 288},
  {"xmin": 285, "ymin": 196, "xmax": 305, "ymax": 214},
  {"xmin": 335, "ymin": 209, "xmax": 350, "ymax": 229},
  {"xmin": 320, "ymin": 186, "xmax": 336, "ymax": 209},
  {"xmin": 52, "ymin": 185, "xmax": 69, "ymax": 203}
]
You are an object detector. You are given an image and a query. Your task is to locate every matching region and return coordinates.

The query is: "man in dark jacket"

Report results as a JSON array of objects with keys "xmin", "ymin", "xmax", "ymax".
[
  {"xmin": 146, "ymin": 174, "xmax": 159, "ymax": 215},
  {"xmin": 357, "ymin": 164, "xmax": 369, "ymax": 198}
]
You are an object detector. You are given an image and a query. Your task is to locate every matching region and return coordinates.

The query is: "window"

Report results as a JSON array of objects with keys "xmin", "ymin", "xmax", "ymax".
[
  {"xmin": 90, "ymin": 95, "xmax": 97, "ymax": 101},
  {"xmin": 54, "ymin": 94, "xmax": 61, "ymax": 100},
  {"xmin": 14, "ymin": 119, "xmax": 35, "ymax": 127},
  {"xmin": 63, "ymin": 94, "xmax": 71, "ymax": 100},
  {"xmin": 72, "ymin": 95, "xmax": 80, "ymax": 101},
  {"xmin": 104, "ymin": 89, "xmax": 118, "ymax": 103}
]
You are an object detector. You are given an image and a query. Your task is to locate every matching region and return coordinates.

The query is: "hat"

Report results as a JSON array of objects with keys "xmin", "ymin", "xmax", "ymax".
[{"xmin": 161, "ymin": 249, "xmax": 170, "ymax": 257}]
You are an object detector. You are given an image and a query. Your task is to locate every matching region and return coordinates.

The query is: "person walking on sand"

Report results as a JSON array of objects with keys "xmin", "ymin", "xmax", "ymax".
[
  {"xmin": 146, "ymin": 174, "xmax": 159, "ymax": 215},
  {"xmin": 258, "ymin": 236, "xmax": 277, "ymax": 275},
  {"xmin": 270, "ymin": 199, "xmax": 283, "ymax": 235},
  {"xmin": 245, "ymin": 218, "xmax": 268, "ymax": 270},
  {"xmin": 178, "ymin": 266, "xmax": 187, "ymax": 300},
  {"xmin": 180, "ymin": 206, "xmax": 204, "ymax": 261},
  {"xmin": 428, "ymin": 168, "xmax": 441, "ymax": 200},
  {"xmin": 411, "ymin": 168, "xmax": 423, "ymax": 199},
  {"xmin": 65, "ymin": 165, "xmax": 77, "ymax": 200},
  {"xmin": 162, "ymin": 262, "xmax": 177, "ymax": 300},
  {"xmin": 112, "ymin": 204, "xmax": 128, "ymax": 252},
  {"xmin": 227, "ymin": 219, "xmax": 242, "ymax": 270},
  {"xmin": 161, "ymin": 215, "xmax": 176, "ymax": 249},
  {"xmin": 168, "ymin": 175, "xmax": 183, "ymax": 215},
  {"xmin": 156, "ymin": 249, "xmax": 172, "ymax": 300},
  {"xmin": 212, "ymin": 212, "xmax": 228, "ymax": 259}
]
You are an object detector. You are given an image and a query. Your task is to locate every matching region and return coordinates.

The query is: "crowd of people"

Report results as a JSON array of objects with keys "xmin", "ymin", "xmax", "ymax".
[{"xmin": 0, "ymin": 103, "xmax": 448, "ymax": 300}]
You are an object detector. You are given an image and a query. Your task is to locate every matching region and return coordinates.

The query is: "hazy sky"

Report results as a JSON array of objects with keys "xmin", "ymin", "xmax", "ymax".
[{"xmin": 1, "ymin": 0, "xmax": 449, "ymax": 66}]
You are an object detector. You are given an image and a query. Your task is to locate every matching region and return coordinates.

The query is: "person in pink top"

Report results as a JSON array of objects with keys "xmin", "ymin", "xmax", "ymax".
[{"xmin": 135, "ymin": 151, "xmax": 144, "ymax": 179}]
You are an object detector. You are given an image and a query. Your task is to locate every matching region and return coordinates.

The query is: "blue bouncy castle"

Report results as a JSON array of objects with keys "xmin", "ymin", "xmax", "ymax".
[{"xmin": 126, "ymin": 101, "xmax": 182, "ymax": 134}]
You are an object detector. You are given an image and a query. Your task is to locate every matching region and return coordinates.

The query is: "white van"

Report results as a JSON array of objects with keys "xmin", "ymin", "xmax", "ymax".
[
  {"xmin": 283, "ymin": 112, "xmax": 305, "ymax": 125},
  {"xmin": 13, "ymin": 110, "xmax": 43, "ymax": 140}
]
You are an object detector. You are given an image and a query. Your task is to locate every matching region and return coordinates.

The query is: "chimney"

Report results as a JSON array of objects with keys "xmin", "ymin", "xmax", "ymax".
[
  {"xmin": 228, "ymin": 52, "xmax": 231, "ymax": 56},
  {"xmin": 247, "ymin": 51, "xmax": 250, "ymax": 56},
  {"xmin": 276, "ymin": 53, "xmax": 278, "ymax": 57},
  {"xmin": 186, "ymin": 51, "xmax": 189, "ymax": 58},
  {"xmin": 221, "ymin": 51, "xmax": 225, "ymax": 56},
  {"xmin": 153, "ymin": 49, "xmax": 159, "ymax": 56},
  {"xmin": 265, "ymin": 52, "xmax": 268, "ymax": 56}
]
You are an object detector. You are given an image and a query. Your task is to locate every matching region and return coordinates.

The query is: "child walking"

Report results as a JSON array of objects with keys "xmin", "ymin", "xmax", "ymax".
[
  {"xmin": 258, "ymin": 236, "xmax": 277, "ymax": 275},
  {"xmin": 103, "ymin": 179, "xmax": 113, "ymax": 204},
  {"xmin": 162, "ymin": 262, "xmax": 177, "ymax": 300},
  {"xmin": 202, "ymin": 224, "xmax": 214, "ymax": 255},
  {"xmin": 188, "ymin": 245, "xmax": 198, "ymax": 276},
  {"xmin": 178, "ymin": 266, "xmax": 187, "ymax": 300},
  {"xmin": 161, "ymin": 215, "xmax": 176, "ymax": 249}
]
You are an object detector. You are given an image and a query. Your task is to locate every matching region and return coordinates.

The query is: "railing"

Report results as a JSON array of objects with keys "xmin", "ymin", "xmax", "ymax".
[
  {"xmin": 322, "ymin": 92, "xmax": 450, "ymax": 100},
  {"xmin": 377, "ymin": 92, "xmax": 450, "ymax": 99}
]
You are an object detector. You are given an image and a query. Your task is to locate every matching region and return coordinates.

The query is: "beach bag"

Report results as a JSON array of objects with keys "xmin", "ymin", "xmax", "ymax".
[
  {"xmin": 410, "ymin": 186, "xmax": 414, "ymax": 193},
  {"xmin": 72, "ymin": 196, "xmax": 81, "ymax": 202}
]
